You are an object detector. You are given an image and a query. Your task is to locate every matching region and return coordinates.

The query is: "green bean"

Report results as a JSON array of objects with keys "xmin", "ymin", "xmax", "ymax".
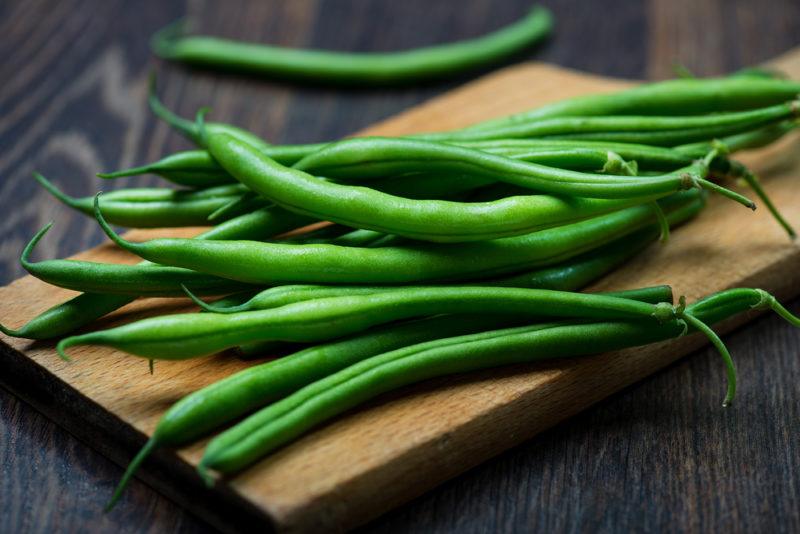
[
  {"xmin": 187, "ymin": 221, "xmax": 670, "ymax": 315},
  {"xmin": 35, "ymin": 173, "xmax": 249, "ymax": 228},
  {"xmin": 673, "ymin": 121, "xmax": 798, "ymax": 157},
  {"xmin": 292, "ymin": 137, "xmax": 646, "ymax": 181},
  {"xmin": 465, "ymin": 77, "xmax": 800, "ymax": 131},
  {"xmin": 19, "ymin": 223, "xmax": 251, "ymax": 297},
  {"xmin": 106, "ymin": 283, "xmax": 670, "ymax": 508},
  {"xmin": 459, "ymin": 138, "xmax": 694, "ymax": 169},
  {"xmin": 98, "ymin": 150, "xmax": 233, "ymax": 188},
  {"xmin": 419, "ymin": 100, "xmax": 800, "ymax": 143},
  {"xmin": 93, "ymin": 188, "xmax": 703, "ymax": 285},
  {"xmin": 198, "ymin": 288, "xmax": 800, "ymax": 476},
  {"xmin": 100, "ymin": 144, "xmax": 648, "ymax": 190},
  {"xmin": 148, "ymin": 77, "xmax": 800, "ymax": 164},
  {"xmin": 0, "ymin": 206, "xmax": 314, "ymax": 340},
  {"xmin": 208, "ymin": 133, "xmax": 743, "ymax": 242},
  {"xmin": 151, "ymin": 7, "xmax": 552, "ymax": 85},
  {"xmin": 543, "ymin": 119, "xmax": 794, "ymax": 147},
  {"xmin": 57, "ymin": 285, "xmax": 683, "ymax": 361}
]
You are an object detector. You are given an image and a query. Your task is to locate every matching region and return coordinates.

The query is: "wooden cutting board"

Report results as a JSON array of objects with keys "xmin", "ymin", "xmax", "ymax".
[{"xmin": 2, "ymin": 48, "xmax": 800, "ymax": 533}]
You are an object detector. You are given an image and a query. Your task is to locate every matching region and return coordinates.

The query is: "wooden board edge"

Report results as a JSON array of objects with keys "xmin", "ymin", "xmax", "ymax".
[{"xmin": 0, "ymin": 341, "xmax": 273, "ymax": 534}]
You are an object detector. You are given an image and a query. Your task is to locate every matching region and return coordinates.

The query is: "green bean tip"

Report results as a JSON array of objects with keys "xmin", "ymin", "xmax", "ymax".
[
  {"xmin": 150, "ymin": 18, "xmax": 187, "ymax": 58},
  {"xmin": 33, "ymin": 172, "xmax": 80, "ymax": 208},
  {"xmin": 0, "ymin": 321, "xmax": 22, "ymax": 338},
  {"xmin": 20, "ymin": 221, "xmax": 55, "ymax": 270},
  {"xmin": 197, "ymin": 463, "xmax": 216, "ymax": 488},
  {"xmin": 93, "ymin": 194, "xmax": 138, "ymax": 252},
  {"xmin": 55, "ymin": 338, "xmax": 74, "ymax": 362}
]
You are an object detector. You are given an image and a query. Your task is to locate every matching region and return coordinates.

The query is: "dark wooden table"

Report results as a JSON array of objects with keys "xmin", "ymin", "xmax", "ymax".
[{"xmin": 1, "ymin": 0, "xmax": 799, "ymax": 532}]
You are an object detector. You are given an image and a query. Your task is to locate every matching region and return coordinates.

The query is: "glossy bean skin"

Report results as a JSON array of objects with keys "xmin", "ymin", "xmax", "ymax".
[
  {"xmin": 0, "ymin": 206, "xmax": 313, "ymax": 340},
  {"xmin": 58, "ymin": 286, "xmax": 680, "ymax": 360},
  {"xmin": 466, "ymin": 77, "xmax": 800, "ymax": 131},
  {"xmin": 209, "ymin": 133, "xmax": 722, "ymax": 242},
  {"xmin": 199, "ymin": 288, "xmax": 800, "ymax": 475},
  {"xmin": 35, "ymin": 173, "xmax": 249, "ymax": 228},
  {"xmin": 95, "ymin": 189, "xmax": 703, "ymax": 285},
  {"xmin": 151, "ymin": 8, "xmax": 552, "ymax": 85}
]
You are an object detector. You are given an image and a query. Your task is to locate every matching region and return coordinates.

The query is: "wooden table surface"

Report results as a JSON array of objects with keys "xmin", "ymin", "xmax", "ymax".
[{"xmin": 1, "ymin": 0, "xmax": 799, "ymax": 532}]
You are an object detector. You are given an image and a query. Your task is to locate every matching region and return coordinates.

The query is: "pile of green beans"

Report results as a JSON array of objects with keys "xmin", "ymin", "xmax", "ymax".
[{"xmin": 4, "ymin": 69, "xmax": 800, "ymax": 513}]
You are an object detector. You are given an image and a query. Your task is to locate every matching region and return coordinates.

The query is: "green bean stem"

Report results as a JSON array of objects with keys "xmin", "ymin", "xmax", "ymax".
[{"xmin": 57, "ymin": 286, "xmax": 684, "ymax": 360}]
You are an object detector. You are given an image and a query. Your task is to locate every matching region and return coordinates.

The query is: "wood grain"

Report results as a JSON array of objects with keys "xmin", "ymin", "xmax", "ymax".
[
  {"xmin": 2, "ymin": 40, "xmax": 800, "ymax": 534},
  {"xmin": 1, "ymin": 1, "xmax": 799, "ymax": 533}
]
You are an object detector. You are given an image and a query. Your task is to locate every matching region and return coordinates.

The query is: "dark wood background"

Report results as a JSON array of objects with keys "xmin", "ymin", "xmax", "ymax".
[{"xmin": 1, "ymin": 0, "xmax": 799, "ymax": 532}]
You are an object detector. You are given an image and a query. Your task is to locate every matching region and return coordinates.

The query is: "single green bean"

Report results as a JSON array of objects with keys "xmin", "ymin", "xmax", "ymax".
[
  {"xmin": 58, "ymin": 286, "xmax": 681, "ymax": 360},
  {"xmin": 20, "ymin": 223, "xmax": 252, "ymax": 297},
  {"xmin": 291, "ymin": 137, "xmax": 646, "ymax": 182},
  {"xmin": 93, "ymin": 189, "xmax": 703, "ymax": 285},
  {"xmin": 419, "ymin": 100, "xmax": 800, "ymax": 143},
  {"xmin": 187, "ymin": 223, "xmax": 669, "ymax": 315},
  {"xmin": 152, "ymin": 7, "xmax": 552, "ymax": 85},
  {"xmin": 466, "ymin": 77, "xmax": 800, "ymax": 131},
  {"xmin": 35, "ymin": 173, "xmax": 249, "ymax": 228}
]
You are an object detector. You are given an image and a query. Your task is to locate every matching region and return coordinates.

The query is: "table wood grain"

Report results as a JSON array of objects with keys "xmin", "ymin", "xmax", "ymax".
[{"xmin": 1, "ymin": 0, "xmax": 798, "ymax": 532}]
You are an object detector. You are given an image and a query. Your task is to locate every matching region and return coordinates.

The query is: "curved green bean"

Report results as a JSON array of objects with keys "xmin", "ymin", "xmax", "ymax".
[
  {"xmin": 186, "ymin": 224, "xmax": 669, "ymax": 315},
  {"xmin": 19, "ymin": 223, "xmax": 251, "ymax": 297},
  {"xmin": 292, "ymin": 137, "xmax": 645, "ymax": 181},
  {"xmin": 93, "ymin": 188, "xmax": 704, "ymax": 285},
  {"xmin": 152, "ymin": 7, "xmax": 552, "ymax": 85},
  {"xmin": 35, "ymin": 173, "xmax": 249, "ymax": 228},
  {"xmin": 57, "ymin": 287, "xmax": 681, "ymax": 360}
]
